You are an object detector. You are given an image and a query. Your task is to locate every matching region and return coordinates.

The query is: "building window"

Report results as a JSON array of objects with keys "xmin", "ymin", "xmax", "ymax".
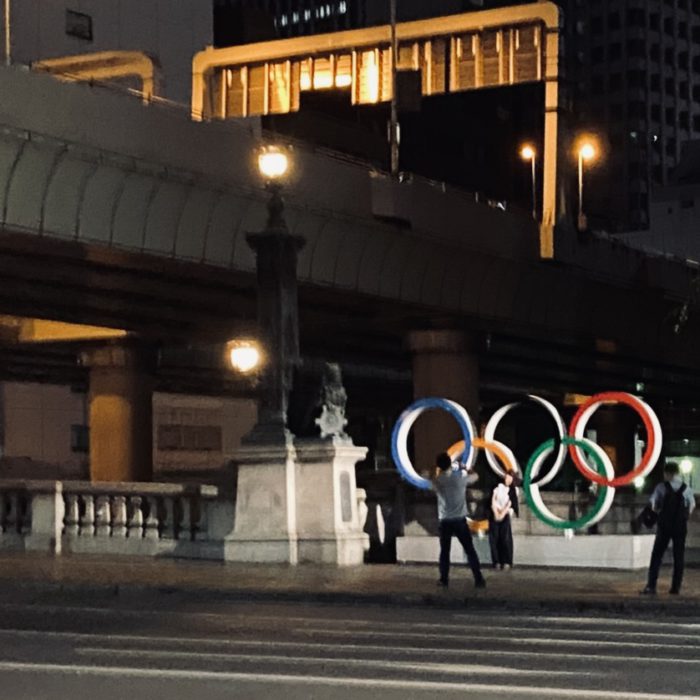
[
  {"xmin": 65, "ymin": 10, "xmax": 93, "ymax": 41},
  {"xmin": 157, "ymin": 425, "xmax": 223, "ymax": 451},
  {"xmin": 608, "ymin": 12, "xmax": 621, "ymax": 30},
  {"xmin": 626, "ymin": 9, "xmax": 645, "ymax": 26},
  {"xmin": 609, "ymin": 43, "xmax": 622, "ymax": 60},
  {"xmin": 71, "ymin": 425, "xmax": 89, "ymax": 453},
  {"xmin": 627, "ymin": 39, "xmax": 645, "ymax": 57}
]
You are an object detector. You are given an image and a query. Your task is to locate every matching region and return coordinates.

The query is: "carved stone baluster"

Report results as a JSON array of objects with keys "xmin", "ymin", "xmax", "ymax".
[
  {"xmin": 144, "ymin": 496, "xmax": 160, "ymax": 540},
  {"xmin": 80, "ymin": 495, "xmax": 95, "ymax": 536},
  {"xmin": 127, "ymin": 496, "xmax": 144, "ymax": 539},
  {"xmin": 64, "ymin": 494, "xmax": 80, "ymax": 536},
  {"xmin": 95, "ymin": 495, "xmax": 111, "ymax": 537},
  {"xmin": 179, "ymin": 497, "xmax": 193, "ymax": 541},
  {"xmin": 112, "ymin": 496, "xmax": 128, "ymax": 538},
  {"xmin": 5, "ymin": 492, "xmax": 18, "ymax": 533},
  {"xmin": 20, "ymin": 493, "xmax": 31, "ymax": 534},
  {"xmin": 162, "ymin": 497, "xmax": 176, "ymax": 540},
  {"xmin": 0, "ymin": 492, "xmax": 7, "ymax": 533},
  {"xmin": 193, "ymin": 497, "xmax": 208, "ymax": 541}
]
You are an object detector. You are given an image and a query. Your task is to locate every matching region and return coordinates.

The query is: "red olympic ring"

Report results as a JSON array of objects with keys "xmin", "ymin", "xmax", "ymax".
[{"xmin": 568, "ymin": 392, "xmax": 657, "ymax": 488}]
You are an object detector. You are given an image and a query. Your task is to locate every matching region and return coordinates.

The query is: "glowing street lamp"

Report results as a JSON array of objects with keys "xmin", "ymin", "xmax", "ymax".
[
  {"xmin": 680, "ymin": 458, "xmax": 693, "ymax": 476},
  {"xmin": 257, "ymin": 145, "xmax": 290, "ymax": 233},
  {"xmin": 227, "ymin": 340, "xmax": 262, "ymax": 374},
  {"xmin": 258, "ymin": 146, "xmax": 289, "ymax": 181},
  {"xmin": 577, "ymin": 140, "xmax": 597, "ymax": 231},
  {"xmin": 520, "ymin": 144, "xmax": 537, "ymax": 220}
]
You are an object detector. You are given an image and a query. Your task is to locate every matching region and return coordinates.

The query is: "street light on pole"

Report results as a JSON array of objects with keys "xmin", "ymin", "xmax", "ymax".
[
  {"xmin": 389, "ymin": 0, "xmax": 399, "ymax": 176},
  {"xmin": 4, "ymin": 0, "xmax": 10, "ymax": 67},
  {"xmin": 577, "ymin": 140, "xmax": 597, "ymax": 231},
  {"xmin": 245, "ymin": 144, "xmax": 304, "ymax": 444},
  {"xmin": 520, "ymin": 144, "xmax": 537, "ymax": 220}
]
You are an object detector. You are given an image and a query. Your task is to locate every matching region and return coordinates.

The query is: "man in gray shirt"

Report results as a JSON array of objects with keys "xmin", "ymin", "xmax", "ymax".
[
  {"xmin": 433, "ymin": 452, "xmax": 485, "ymax": 589},
  {"xmin": 641, "ymin": 462, "xmax": 696, "ymax": 595}
]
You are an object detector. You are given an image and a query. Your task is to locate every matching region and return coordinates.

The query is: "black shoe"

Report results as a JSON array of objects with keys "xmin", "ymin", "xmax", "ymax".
[
  {"xmin": 640, "ymin": 586, "xmax": 656, "ymax": 596},
  {"xmin": 437, "ymin": 579, "xmax": 448, "ymax": 588},
  {"xmin": 475, "ymin": 579, "xmax": 486, "ymax": 589},
  {"xmin": 669, "ymin": 588, "xmax": 680, "ymax": 595}
]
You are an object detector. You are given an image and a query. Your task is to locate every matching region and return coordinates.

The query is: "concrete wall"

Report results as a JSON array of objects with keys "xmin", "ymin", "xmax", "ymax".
[
  {"xmin": 618, "ymin": 182, "xmax": 700, "ymax": 263},
  {"xmin": 4, "ymin": 0, "xmax": 213, "ymax": 104},
  {"xmin": 0, "ymin": 381, "xmax": 87, "ymax": 478},
  {"xmin": 0, "ymin": 381, "xmax": 257, "ymax": 481}
]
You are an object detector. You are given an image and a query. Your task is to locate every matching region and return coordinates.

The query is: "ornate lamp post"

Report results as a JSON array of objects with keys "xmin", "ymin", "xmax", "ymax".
[{"xmin": 245, "ymin": 145, "xmax": 305, "ymax": 444}]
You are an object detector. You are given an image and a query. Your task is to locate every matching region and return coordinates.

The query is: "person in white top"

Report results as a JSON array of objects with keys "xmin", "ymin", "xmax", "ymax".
[{"xmin": 489, "ymin": 472, "xmax": 518, "ymax": 570}]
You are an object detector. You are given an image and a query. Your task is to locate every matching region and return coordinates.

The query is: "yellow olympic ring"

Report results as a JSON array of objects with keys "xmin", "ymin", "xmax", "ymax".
[{"xmin": 448, "ymin": 438, "xmax": 517, "ymax": 534}]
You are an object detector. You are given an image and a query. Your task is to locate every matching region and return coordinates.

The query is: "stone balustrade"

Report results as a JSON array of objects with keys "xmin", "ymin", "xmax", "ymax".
[
  {"xmin": 0, "ymin": 477, "xmax": 369, "ymax": 564},
  {"xmin": 0, "ymin": 479, "xmax": 224, "ymax": 559}
]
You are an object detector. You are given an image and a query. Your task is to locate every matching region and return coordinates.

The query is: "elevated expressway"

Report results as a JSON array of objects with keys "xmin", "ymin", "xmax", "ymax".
[{"xmin": 0, "ymin": 64, "xmax": 698, "ymax": 413}]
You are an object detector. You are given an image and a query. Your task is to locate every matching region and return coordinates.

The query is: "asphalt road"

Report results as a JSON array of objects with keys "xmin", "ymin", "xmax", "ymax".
[{"xmin": 0, "ymin": 590, "xmax": 698, "ymax": 699}]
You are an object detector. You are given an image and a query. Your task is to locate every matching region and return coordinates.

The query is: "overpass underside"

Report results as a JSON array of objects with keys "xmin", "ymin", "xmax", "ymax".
[{"xmin": 0, "ymin": 64, "xmax": 700, "ymax": 482}]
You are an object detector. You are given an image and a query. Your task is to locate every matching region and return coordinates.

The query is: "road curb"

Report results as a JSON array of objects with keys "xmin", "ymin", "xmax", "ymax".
[{"xmin": 2, "ymin": 579, "xmax": 699, "ymax": 617}]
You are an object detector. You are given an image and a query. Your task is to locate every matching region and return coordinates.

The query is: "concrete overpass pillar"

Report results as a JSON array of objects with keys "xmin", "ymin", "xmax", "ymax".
[
  {"xmin": 80, "ymin": 341, "xmax": 155, "ymax": 483},
  {"xmin": 407, "ymin": 330, "xmax": 480, "ymax": 472}
]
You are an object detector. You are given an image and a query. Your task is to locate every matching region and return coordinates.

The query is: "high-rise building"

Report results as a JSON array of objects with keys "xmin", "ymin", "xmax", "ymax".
[
  {"xmin": 213, "ymin": 0, "xmax": 700, "ymax": 232},
  {"xmin": 577, "ymin": 1, "xmax": 700, "ymax": 231},
  {"xmin": 213, "ymin": 0, "xmax": 485, "ymax": 46}
]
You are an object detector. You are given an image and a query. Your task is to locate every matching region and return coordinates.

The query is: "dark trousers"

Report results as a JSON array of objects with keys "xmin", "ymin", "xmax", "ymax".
[
  {"xmin": 438, "ymin": 518, "xmax": 484, "ymax": 584},
  {"xmin": 489, "ymin": 516, "xmax": 513, "ymax": 567},
  {"xmin": 647, "ymin": 526, "xmax": 687, "ymax": 592}
]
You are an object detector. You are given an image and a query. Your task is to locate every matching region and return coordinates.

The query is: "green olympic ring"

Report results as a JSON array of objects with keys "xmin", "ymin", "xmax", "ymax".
[{"xmin": 523, "ymin": 437, "xmax": 613, "ymax": 531}]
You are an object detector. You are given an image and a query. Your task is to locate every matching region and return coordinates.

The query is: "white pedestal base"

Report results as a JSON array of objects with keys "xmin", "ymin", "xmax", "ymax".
[
  {"xmin": 227, "ymin": 436, "xmax": 369, "ymax": 565},
  {"xmin": 397, "ymin": 534, "xmax": 655, "ymax": 569},
  {"xmin": 226, "ymin": 441, "xmax": 299, "ymax": 564}
]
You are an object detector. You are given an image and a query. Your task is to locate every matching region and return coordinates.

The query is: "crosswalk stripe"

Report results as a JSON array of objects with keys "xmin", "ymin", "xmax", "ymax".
[
  {"xmin": 0, "ymin": 660, "xmax": 694, "ymax": 699},
  {"xmin": 76, "ymin": 647, "xmax": 583, "ymax": 677},
  {"xmin": 0, "ymin": 628, "xmax": 697, "ymax": 666}
]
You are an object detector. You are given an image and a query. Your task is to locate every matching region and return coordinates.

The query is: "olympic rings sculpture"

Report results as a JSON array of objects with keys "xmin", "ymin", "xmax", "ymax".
[{"xmin": 391, "ymin": 392, "xmax": 662, "ymax": 530}]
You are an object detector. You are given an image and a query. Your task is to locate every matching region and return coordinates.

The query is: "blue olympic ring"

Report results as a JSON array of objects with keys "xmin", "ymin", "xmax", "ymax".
[{"xmin": 390, "ymin": 397, "xmax": 476, "ymax": 490}]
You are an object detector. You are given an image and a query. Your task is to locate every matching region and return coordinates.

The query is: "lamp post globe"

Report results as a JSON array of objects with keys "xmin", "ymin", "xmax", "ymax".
[{"xmin": 258, "ymin": 146, "xmax": 289, "ymax": 181}]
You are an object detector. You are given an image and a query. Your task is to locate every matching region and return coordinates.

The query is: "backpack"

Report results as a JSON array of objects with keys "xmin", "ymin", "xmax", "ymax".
[{"xmin": 657, "ymin": 482, "xmax": 690, "ymax": 531}]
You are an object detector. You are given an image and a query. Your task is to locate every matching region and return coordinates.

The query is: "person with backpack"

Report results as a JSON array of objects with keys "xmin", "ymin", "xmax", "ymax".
[
  {"xmin": 432, "ymin": 452, "xmax": 486, "ymax": 590},
  {"xmin": 641, "ymin": 462, "xmax": 696, "ymax": 595}
]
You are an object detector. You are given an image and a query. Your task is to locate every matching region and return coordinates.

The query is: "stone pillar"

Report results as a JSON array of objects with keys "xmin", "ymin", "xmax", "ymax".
[
  {"xmin": 225, "ymin": 442, "xmax": 299, "ymax": 563},
  {"xmin": 80, "ymin": 341, "xmax": 155, "ymax": 482},
  {"xmin": 294, "ymin": 437, "xmax": 369, "ymax": 565},
  {"xmin": 407, "ymin": 330, "xmax": 480, "ymax": 472},
  {"xmin": 587, "ymin": 405, "xmax": 637, "ymax": 476}
]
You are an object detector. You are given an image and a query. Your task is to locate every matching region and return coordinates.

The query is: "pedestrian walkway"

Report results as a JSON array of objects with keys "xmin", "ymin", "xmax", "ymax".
[{"xmin": 0, "ymin": 552, "xmax": 698, "ymax": 615}]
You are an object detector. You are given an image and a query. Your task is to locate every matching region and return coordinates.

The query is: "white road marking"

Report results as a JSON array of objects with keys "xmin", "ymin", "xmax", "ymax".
[
  {"xmin": 294, "ymin": 626, "xmax": 700, "ymax": 651},
  {"xmin": 76, "ymin": 646, "xmax": 582, "ymax": 677},
  {"xmin": 0, "ymin": 660, "xmax": 695, "ymax": 699},
  {"xmin": 0, "ymin": 628, "xmax": 697, "ymax": 666},
  {"xmin": 1, "ymin": 602, "xmax": 697, "ymax": 641}
]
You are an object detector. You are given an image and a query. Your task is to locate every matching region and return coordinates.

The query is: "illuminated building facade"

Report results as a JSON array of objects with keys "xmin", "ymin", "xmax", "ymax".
[
  {"xmin": 194, "ymin": 2, "xmax": 562, "ymax": 257},
  {"xmin": 195, "ymin": 9, "xmax": 547, "ymax": 119}
]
